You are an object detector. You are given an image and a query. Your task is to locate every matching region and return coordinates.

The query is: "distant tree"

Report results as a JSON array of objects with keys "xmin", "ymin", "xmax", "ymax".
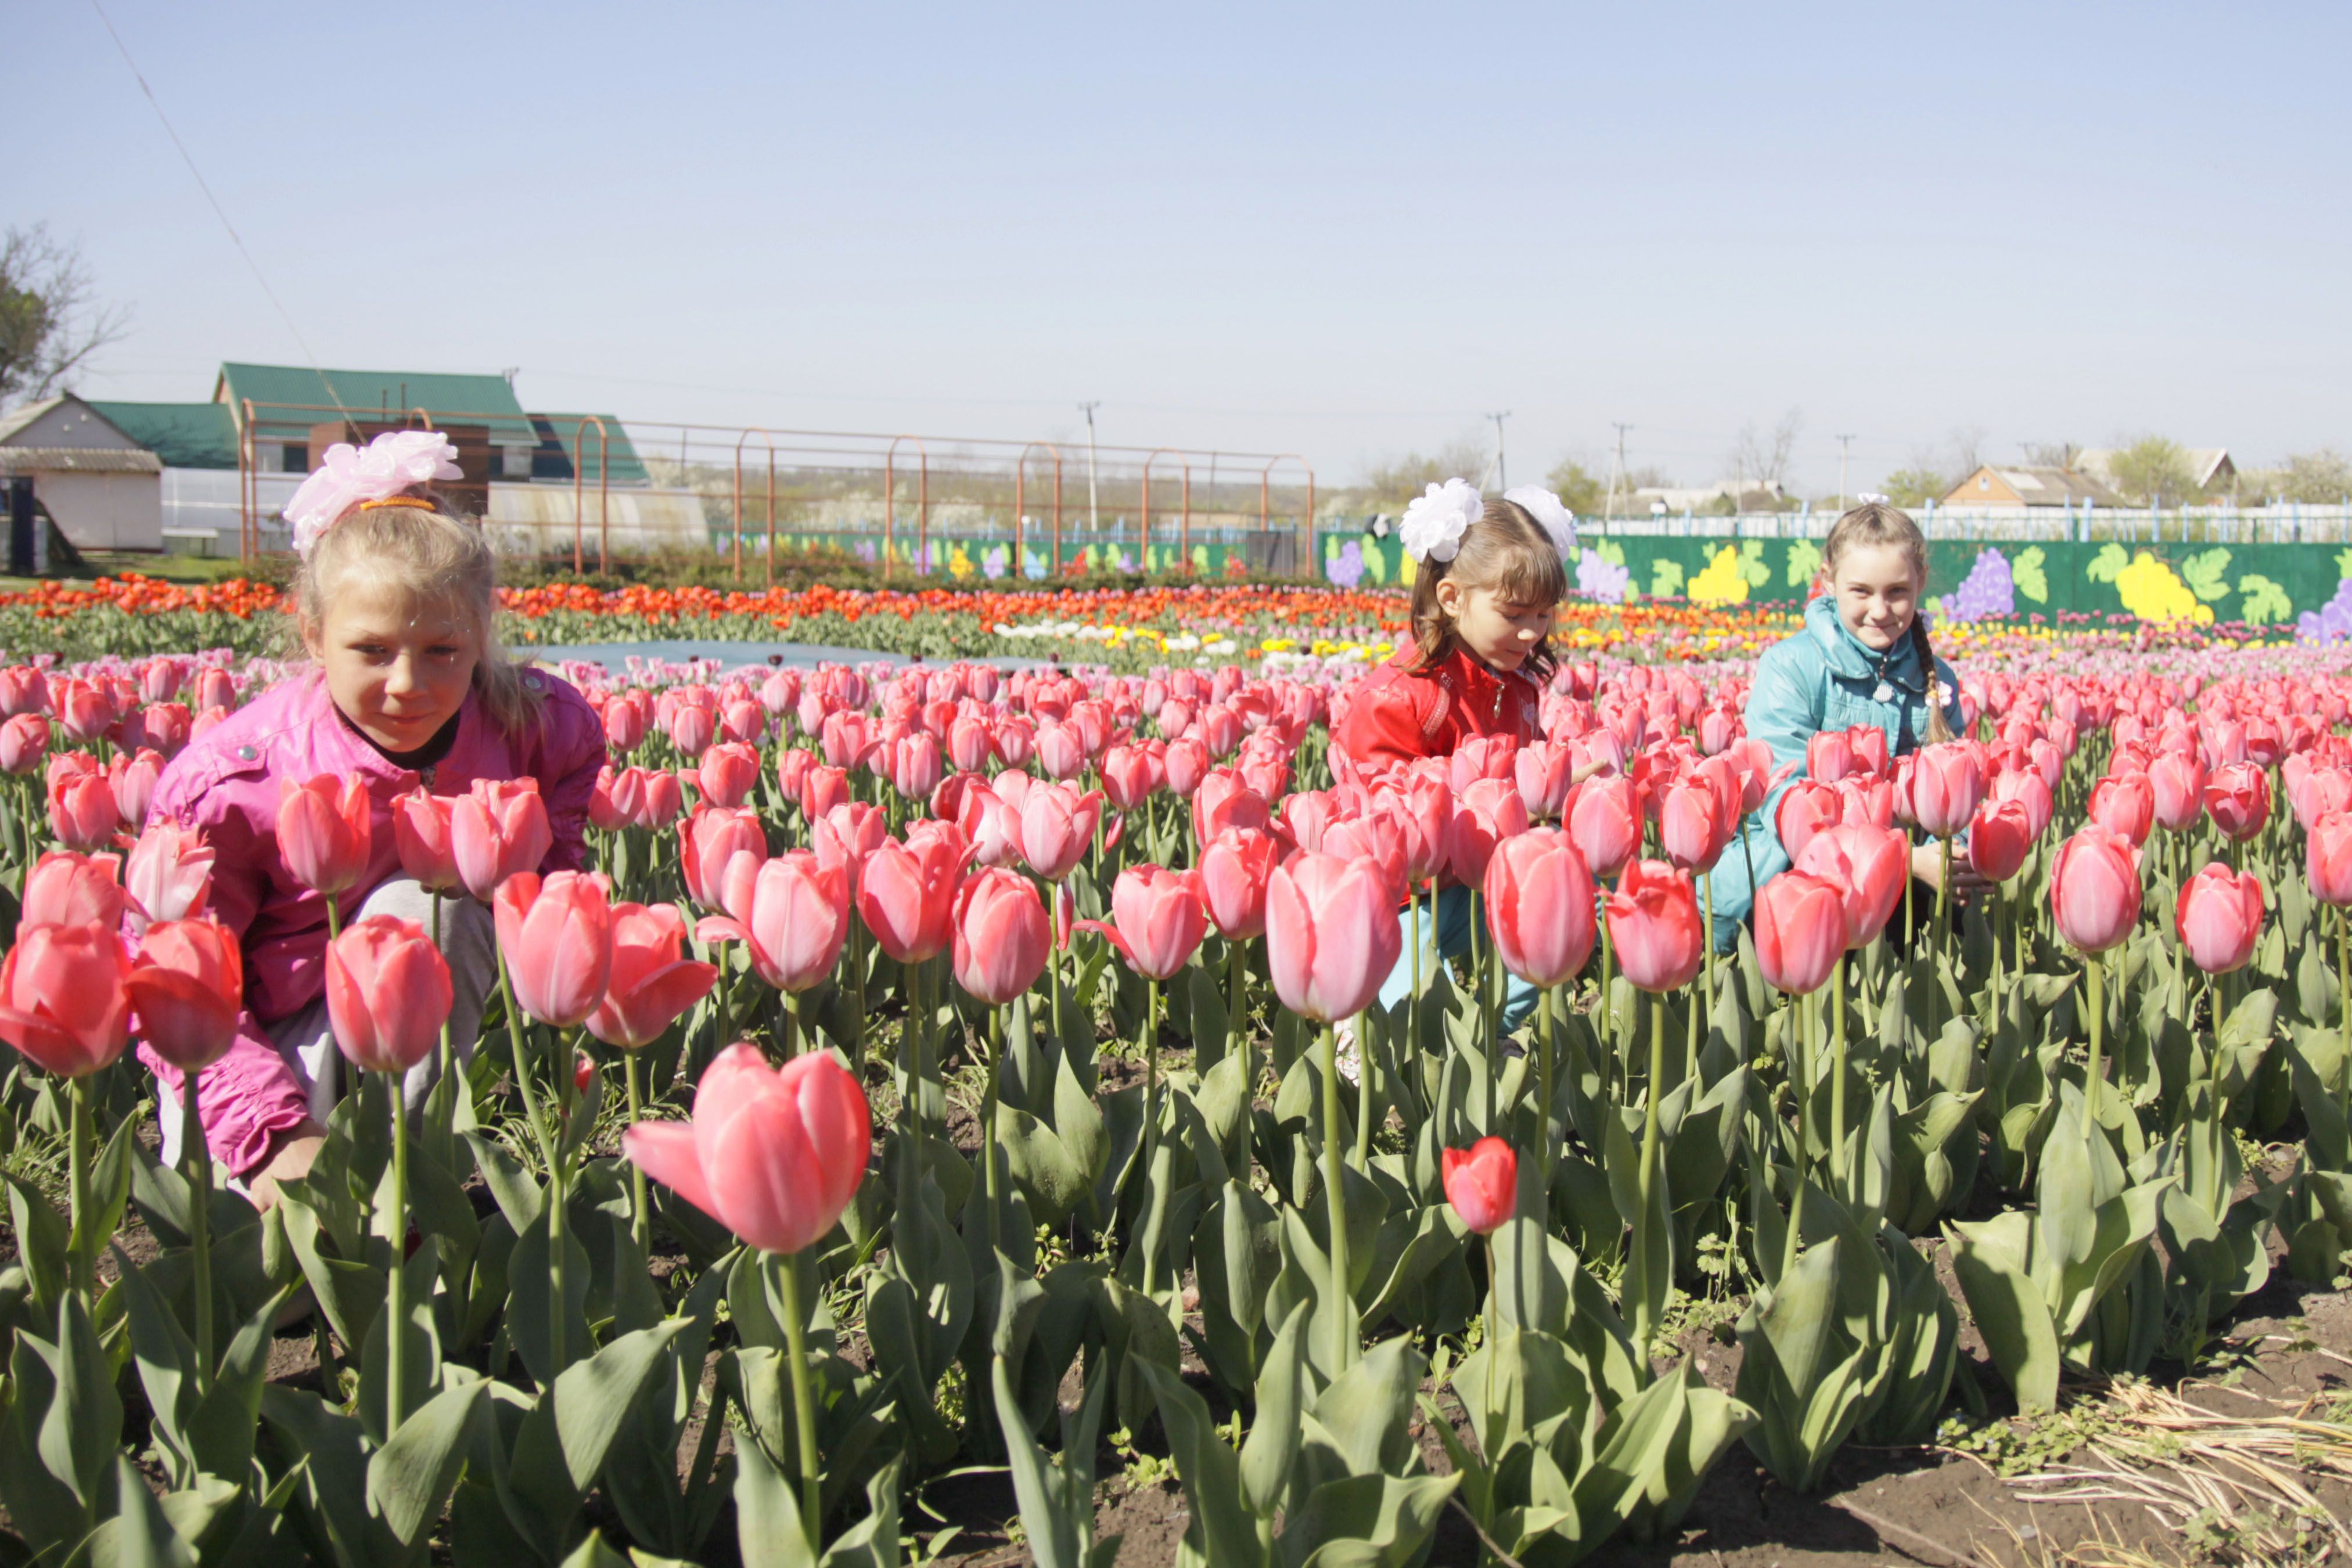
[
  {"xmin": 2106, "ymin": 436, "xmax": 2203, "ymax": 506},
  {"xmin": 1363, "ymin": 432, "xmax": 1494, "ymax": 509},
  {"xmin": 1731, "ymin": 408, "xmax": 1804, "ymax": 490},
  {"xmin": 2022, "ymin": 441, "xmax": 2081, "ymax": 469},
  {"xmin": 2273, "ymin": 447, "xmax": 2352, "ymax": 503},
  {"xmin": 0, "ymin": 225, "xmax": 129, "ymax": 410},
  {"xmin": 1622, "ymin": 465, "xmax": 1675, "ymax": 491},
  {"xmin": 1879, "ymin": 467, "xmax": 1951, "ymax": 509},
  {"xmin": 1947, "ymin": 425, "xmax": 1988, "ymax": 476},
  {"xmin": 1544, "ymin": 458, "xmax": 1607, "ymax": 515}
]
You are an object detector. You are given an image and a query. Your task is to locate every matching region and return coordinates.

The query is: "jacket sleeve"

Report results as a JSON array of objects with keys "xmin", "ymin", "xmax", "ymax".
[
  {"xmin": 533, "ymin": 677, "xmax": 610, "ymax": 874},
  {"xmin": 134, "ymin": 759, "xmax": 315, "ymax": 1180},
  {"xmin": 1705, "ymin": 642, "xmax": 1820, "ymax": 949},
  {"xmin": 1333, "ymin": 674, "xmax": 1436, "ymax": 779}
]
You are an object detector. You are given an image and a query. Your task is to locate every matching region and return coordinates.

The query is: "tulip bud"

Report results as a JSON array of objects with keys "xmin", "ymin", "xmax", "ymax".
[
  {"xmin": 1440, "ymin": 1138, "xmax": 1516, "ymax": 1235},
  {"xmin": 325, "ymin": 914, "xmax": 452, "ymax": 1075}
]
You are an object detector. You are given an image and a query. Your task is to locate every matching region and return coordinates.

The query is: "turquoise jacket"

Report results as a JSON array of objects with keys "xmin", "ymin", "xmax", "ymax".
[{"xmin": 1705, "ymin": 596, "xmax": 1964, "ymax": 951}]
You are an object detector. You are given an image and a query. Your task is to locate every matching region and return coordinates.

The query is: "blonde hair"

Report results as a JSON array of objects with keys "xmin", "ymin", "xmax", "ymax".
[
  {"xmin": 1821, "ymin": 499, "xmax": 1951, "ymax": 745},
  {"xmin": 1408, "ymin": 499, "xmax": 1569, "ymax": 681},
  {"xmin": 292, "ymin": 487, "xmax": 541, "ymax": 736}
]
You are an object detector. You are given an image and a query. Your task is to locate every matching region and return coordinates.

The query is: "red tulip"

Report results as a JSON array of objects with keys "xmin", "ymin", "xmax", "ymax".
[
  {"xmin": 48, "ymin": 769, "xmax": 118, "ymax": 851},
  {"xmin": 108, "ymin": 749, "xmax": 163, "ymax": 830},
  {"xmin": 700, "ymin": 851, "xmax": 850, "ymax": 991},
  {"xmin": 603, "ymin": 693, "xmax": 648, "ymax": 753},
  {"xmin": 1968, "ymin": 799, "xmax": 2035, "ymax": 884},
  {"xmin": 1192, "ymin": 769, "xmax": 1272, "ymax": 846},
  {"xmin": 277, "ymin": 774, "xmax": 371, "ymax": 899},
  {"xmin": 1909, "ymin": 743, "xmax": 1984, "ymax": 839},
  {"xmin": 2088, "ymin": 773, "xmax": 2155, "ymax": 847},
  {"xmin": 1754, "ymin": 871, "xmax": 1848, "ymax": 995},
  {"xmin": 2314, "ymin": 811, "xmax": 2352, "ymax": 906},
  {"xmin": 697, "ymin": 742, "xmax": 762, "ymax": 809},
  {"xmin": 493, "ymin": 871, "xmax": 614, "ymax": 1028},
  {"xmin": 1774, "ymin": 779, "xmax": 1842, "ymax": 868},
  {"xmin": 2203, "ymin": 763, "xmax": 2270, "ymax": 843},
  {"xmin": 1483, "ymin": 828, "xmax": 1596, "ymax": 988},
  {"xmin": 1199, "ymin": 826, "xmax": 1280, "ymax": 941},
  {"xmin": 585, "ymin": 902, "xmax": 719, "ymax": 1049},
  {"xmin": 1806, "ymin": 730, "xmax": 1854, "ymax": 785},
  {"xmin": 637, "ymin": 768, "xmax": 685, "ymax": 829},
  {"xmin": 1265, "ymin": 851, "xmax": 1401, "ymax": 1022},
  {"xmin": 22, "ymin": 850, "xmax": 127, "ymax": 930},
  {"xmin": 0, "ymin": 713, "xmax": 49, "ymax": 774},
  {"xmin": 127, "ymin": 918, "xmax": 244, "ymax": 1070},
  {"xmin": 2049, "ymin": 827, "xmax": 2142, "ymax": 954},
  {"xmin": 952, "ymin": 868, "xmax": 1049, "ymax": 1004},
  {"xmin": 1162, "ymin": 736, "xmax": 1210, "ymax": 797},
  {"xmin": 1018, "ymin": 782, "xmax": 1105, "ymax": 883},
  {"xmin": 857, "ymin": 832, "xmax": 966, "ymax": 964},
  {"xmin": 589, "ymin": 765, "xmax": 644, "ymax": 832},
  {"xmin": 2148, "ymin": 751, "xmax": 2207, "ymax": 833},
  {"xmin": 1660, "ymin": 775, "xmax": 1731, "ymax": 874},
  {"xmin": 391, "ymin": 789, "xmax": 461, "ymax": 893},
  {"xmin": 1078, "ymin": 864, "xmax": 1209, "ymax": 981},
  {"xmin": 1567, "ymin": 775, "xmax": 1641, "ymax": 880},
  {"xmin": 1603, "ymin": 860, "xmax": 1704, "ymax": 993},
  {"xmin": 1445, "ymin": 777, "xmax": 1530, "ymax": 887},
  {"xmin": 679, "ymin": 804, "xmax": 767, "ymax": 918},
  {"xmin": 452, "ymin": 778, "xmax": 553, "ymax": 901},
  {"xmin": 325, "ymin": 914, "xmax": 452, "ymax": 1074},
  {"xmin": 2175, "ymin": 861, "xmax": 2264, "ymax": 976},
  {"xmin": 1100, "ymin": 743, "xmax": 1165, "ymax": 811},
  {"xmin": 0, "ymin": 922, "xmax": 134, "ymax": 1077},
  {"xmin": 1792, "ymin": 823, "xmax": 1908, "ymax": 947},
  {"xmin": 1513, "ymin": 740, "xmax": 1577, "ymax": 820},
  {"xmin": 1991, "ymin": 767, "xmax": 2055, "ymax": 840},
  {"xmin": 1441, "ymin": 1137, "xmax": 1517, "ymax": 1235},
  {"xmin": 622, "ymin": 1043, "xmax": 870, "ymax": 1256}
]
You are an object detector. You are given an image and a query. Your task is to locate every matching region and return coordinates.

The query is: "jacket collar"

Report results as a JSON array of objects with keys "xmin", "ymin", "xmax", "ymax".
[{"xmin": 1803, "ymin": 596, "xmax": 1928, "ymax": 694}]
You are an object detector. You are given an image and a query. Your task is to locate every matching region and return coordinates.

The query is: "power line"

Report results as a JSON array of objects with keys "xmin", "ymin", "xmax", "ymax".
[{"xmin": 87, "ymin": 0, "xmax": 341, "ymax": 411}]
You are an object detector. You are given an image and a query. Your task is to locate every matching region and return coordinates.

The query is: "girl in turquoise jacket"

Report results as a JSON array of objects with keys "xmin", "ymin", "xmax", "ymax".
[{"xmin": 1705, "ymin": 499, "xmax": 1982, "ymax": 951}]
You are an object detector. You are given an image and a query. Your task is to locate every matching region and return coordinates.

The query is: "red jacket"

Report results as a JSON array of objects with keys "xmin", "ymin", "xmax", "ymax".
[{"xmin": 1333, "ymin": 644, "xmax": 1544, "ymax": 782}]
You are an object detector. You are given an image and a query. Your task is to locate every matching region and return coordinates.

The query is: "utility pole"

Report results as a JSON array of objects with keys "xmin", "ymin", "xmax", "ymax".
[
  {"xmin": 1078, "ymin": 401, "xmax": 1102, "ymax": 533},
  {"xmin": 1605, "ymin": 422, "xmax": 1632, "ymax": 522},
  {"xmin": 1486, "ymin": 411, "xmax": 1512, "ymax": 490},
  {"xmin": 1835, "ymin": 433, "xmax": 1855, "ymax": 512}
]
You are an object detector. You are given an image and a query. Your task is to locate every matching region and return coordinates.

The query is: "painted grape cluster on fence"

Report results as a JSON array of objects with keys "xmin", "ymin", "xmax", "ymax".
[{"xmin": 0, "ymin": 639, "xmax": 2344, "ymax": 1567}]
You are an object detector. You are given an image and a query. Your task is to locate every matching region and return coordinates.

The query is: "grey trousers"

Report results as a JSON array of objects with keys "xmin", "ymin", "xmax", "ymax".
[{"xmin": 156, "ymin": 876, "xmax": 498, "ymax": 1174}]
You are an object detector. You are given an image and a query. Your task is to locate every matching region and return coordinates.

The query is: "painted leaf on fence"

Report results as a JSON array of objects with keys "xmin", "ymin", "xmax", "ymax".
[
  {"xmin": 2239, "ymin": 575, "xmax": 2292, "ymax": 625},
  {"xmin": 1649, "ymin": 558, "xmax": 1685, "ymax": 598},
  {"xmin": 1785, "ymin": 538, "xmax": 1821, "ymax": 589},
  {"xmin": 2086, "ymin": 542, "xmax": 2129, "ymax": 584},
  {"xmin": 2012, "ymin": 546, "xmax": 2048, "ymax": 603},
  {"xmin": 1739, "ymin": 540, "xmax": 1771, "ymax": 587},
  {"xmin": 2181, "ymin": 548, "xmax": 2232, "ymax": 602}
]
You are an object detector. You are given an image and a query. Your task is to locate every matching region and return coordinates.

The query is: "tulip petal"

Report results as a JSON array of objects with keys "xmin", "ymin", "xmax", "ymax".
[{"xmin": 621, "ymin": 1123, "xmax": 720, "ymax": 1222}]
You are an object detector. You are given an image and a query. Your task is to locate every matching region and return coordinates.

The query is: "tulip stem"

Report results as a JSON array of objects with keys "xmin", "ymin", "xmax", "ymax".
[
  {"xmin": 1934, "ymin": 834, "xmax": 1953, "ymax": 1040},
  {"xmin": 432, "ymin": 891, "xmax": 452, "ymax": 1089},
  {"xmin": 183, "ymin": 1067, "xmax": 213, "ymax": 1392},
  {"xmin": 1227, "ymin": 934, "xmax": 1245, "ymax": 1073},
  {"xmin": 1537, "ymin": 986, "xmax": 1556, "ymax": 1187},
  {"xmin": 69, "ymin": 1074, "xmax": 92, "ymax": 1304},
  {"xmin": 2339, "ymin": 907, "xmax": 2351, "ymax": 1122},
  {"xmin": 1142, "ymin": 976, "xmax": 1160, "ymax": 1292},
  {"xmin": 625, "ymin": 1050, "xmax": 650, "ymax": 1257},
  {"xmin": 775, "ymin": 1250, "xmax": 825, "ymax": 1555},
  {"xmin": 983, "ymin": 1006, "xmax": 1002, "ymax": 1252},
  {"xmin": 1319, "ymin": 1022, "xmax": 1355, "ymax": 1370},
  {"xmin": 1702, "ymin": 874, "xmax": 1717, "ymax": 1005},
  {"xmin": 1830, "ymin": 956, "xmax": 1847, "ymax": 1193},
  {"xmin": 495, "ymin": 949, "xmax": 566, "ymax": 1380},
  {"xmin": 386, "ymin": 1067, "xmax": 409, "ymax": 1437},
  {"xmin": 1633, "ymin": 994, "xmax": 1667, "ymax": 1356},
  {"xmin": 2084, "ymin": 953, "xmax": 2105, "ymax": 1139}
]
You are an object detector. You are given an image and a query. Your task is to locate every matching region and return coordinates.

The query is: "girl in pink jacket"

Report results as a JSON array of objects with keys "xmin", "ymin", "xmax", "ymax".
[{"xmin": 139, "ymin": 432, "xmax": 605, "ymax": 1202}]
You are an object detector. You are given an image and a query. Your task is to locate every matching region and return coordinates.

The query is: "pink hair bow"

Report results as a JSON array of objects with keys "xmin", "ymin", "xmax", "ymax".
[{"xmin": 283, "ymin": 430, "xmax": 464, "ymax": 556}]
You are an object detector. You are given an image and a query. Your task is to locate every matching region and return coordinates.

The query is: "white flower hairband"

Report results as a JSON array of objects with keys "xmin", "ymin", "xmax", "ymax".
[
  {"xmin": 283, "ymin": 429, "xmax": 465, "ymax": 556},
  {"xmin": 1504, "ymin": 484, "xmax": 1577, "ymax": 559},
  {"xmin": 1857, "ymin": 492, "xmax": 1891, "ymax": 507},
  {"xmin": 1398, "ymin": 477, "xmax": 1483, "ymax": 564}
]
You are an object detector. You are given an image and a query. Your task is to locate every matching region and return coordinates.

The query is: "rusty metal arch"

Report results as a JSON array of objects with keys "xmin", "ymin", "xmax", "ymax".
[
  {"xmin": 1260, "ymin": 454, "xmax": 1316, "ymax": 566},
  {"xmin": 571, "ymin": 416, "xmax": 612, "ymax": 574},
  {"xmin": 883, "ymin": 435, "xmax": 929, "ymax": 578},
  {"xmin": 733, "ymin": 429, "xmax": 779, "ymax": 584},
  {"xmin": 1141, "ymin": 448, "xmax": 1190, "ymax": 570},
  {"xmin": 1015, "ymin": 441, "xmax": 1065, "ymax": 581}
]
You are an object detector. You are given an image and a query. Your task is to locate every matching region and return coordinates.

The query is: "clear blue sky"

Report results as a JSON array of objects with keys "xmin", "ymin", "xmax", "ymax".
[{"xmin": 18, "ymin": 2, "xmax": 2351, "ymax": 492}]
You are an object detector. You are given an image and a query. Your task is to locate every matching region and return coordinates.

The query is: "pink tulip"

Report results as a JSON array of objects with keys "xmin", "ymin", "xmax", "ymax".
[
  {"xmin": 1991, "ymin": 767, "xmax": 2055, "ymax": 840},
  {"xmin": 325, "ymin": 914, "xmax": 452, "ymax": 1074},
  {"xmin": 1968, "ymin": 799, "xmax": 2035, "ymax": 884},
  {"xmin": 127, "ymin": 918, "xmax": 244, "ymax": 1070},
  {"xmin": 622, "ymin": 1043, "xmax": 870, "ymax": 1256},
  {"xmin": 0, "ymin": 922, "xmax": 134, "ymax": 1077},
  {"xmin": 1265, "ymin": 851, "xmax": 1402, "ymax": 1022},
  {"xmin": 1806, "ymin": 730, "xmax": 1854, "ymax": 785},
  {"xmin": 700, "ymin": 851, "xmax": 850, "ymax": 991},
  {"xmin": 1035, "ymin": 722, "xmax": 1089, "ymax": 782},
  {"xmin": 1792, "ymin": 823, "xmax": 1908, "ymax": 948},
  {"xmin": 275, "ymin": 774, "xmax": 372, "ymax": 898},
  {"xmin": 679, "ymin": 804, "xmax": 767, "ymax": 918},
  {"xmin": 1445, "ymin": 776, "xmax": 1530, "ymax": 887},
  {"xmin": 669, "ymin": 702, "xmax": 716, "ymax": 760},
  {"xmin": 48, "ymin": 770, "xmax": 118, "ymax": 851},
  {"xmin": 948, "ymin": 715, "xmax": 997, "ymax": 776},
  {"xmin": 1567, "ymin": 775, "xmax": 1641, "ymax": 880},
  {"xmin": 1513, "ymin": 740, "xmax": 1576, "ymax": 820},
  {"xmin": 1774, "ymin": 779, "xmax": 1842, "ymax": 867},
  {"xmin": 637, "ymin": 769, "xmax": 685, "ymax": 829},
  {"xmin": 1602, "ymin": 860, "xmax": 1704, "ymax": 992},
  {"xmin": 1163, "ymin": 736, "xmax": 1209, "ymax": 797},
  {"xmin": 585, "ymin": 902, "xmax": 719, "ymax": 1049},
  {"xmin": 1018, "ymin": 783, "xmax": 1105, "ymax": 883},
  {"xmin": 1192, "ymin": 769, "xmax": 1272, "ymax": 846},
  {"xmin": 1441, "ymin": 1138, "xmax": 1517, "ymax": 1235},
  {"xmin": 2049, "ymin": 828, "xmax": 2142, "ymax": 954},
  {"xmin": 603, "ymin": 693, "xmax": 648, "ymax": 754},
  {"xmin": 2148, "ymin": 751, "xmax": 2207, "ymax": 833},
  {"xmin": 107, "ymin": 749, "xmax": 163, "ymax": 830},
  {"xmin": 1484, "ymin": 828, "xmax": 1596, "ymax": 987},
  {"xmin": 1078, "ymin": 864, "xmax": 1209, "ymax": 981},
  {"xmin": 493, "ymin": 871, "xmax": 614, "ymax": 1028},
  {"xmin": 124, "ymin": 823, "xmax": 213, "ymax": 937},
  {"xmin": 697, "ymin": 742, "xmax": 762, "ymax": 809},
  {"xmin": 22, "ymin": 850, "xmax": 128, "ymax": 930},
  {"xmin": 589, "ymin": 765, "xmax": 644, "ymax": 832},
  {"xmin": 887, "ymin": 733, "xmax": 944, "ymax": 803},
  {"xmin": 1100, "ymin": 743, "xmax": 1165, "ymax": 811},
  {"xmin": 857, "ymin": 832, "xmax": 965, "ymax": 964},
  {"xmin": 0, "ymin": 713, "xmax": 49, "ymax": 774},
  {"xmin": 952, "ymin": 868, "xmax": 1049, "ymax": 1004},
  {"xmin": 1660, "ymin": 775, "xmax": 1731, "ymax": 874},
  {"xmin": 0, "ymin": 666, "xmax": 46, "ymax": 717},
  {"xmin": 1754, "ymin": 871, "xmax": 1848, "ymax": 995},
  {"xmin": 452, "ymin": 778, "xmax": 553, "ymax": 901},
  {"xmin": 2088, "ymin": 773, "xmax": 2154, "ymax": 847},
  {"xmin": 392, "ymin": 789, "xmax": 461, "ymax": 893},
  {"xmin": 1909, "ymin": 743, "xmax": 1983, "ymax": 839},
  {"xmin": 1199, "ymin": 826, "xmax": 1281, "ymax": 941},
  {"xmin": 2175, "ymin": 861, "xmax": 2263, "ymax": 976},
  {"xmin": 2203, "ymin": 763, "xmax": 2270, "ymax": 843}
]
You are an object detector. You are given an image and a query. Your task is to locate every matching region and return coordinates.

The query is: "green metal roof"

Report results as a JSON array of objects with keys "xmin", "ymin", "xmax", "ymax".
[
  {"xmin": 85, "ymin": 401, "xmax": 240, "ymax": 469},
  {"xmin": 215, "ymin": 362, "xmax": 537, "ymax": 445},
  {"xmin": 529, "ymin": 413, "xmax": 648, "ymax": 483}
]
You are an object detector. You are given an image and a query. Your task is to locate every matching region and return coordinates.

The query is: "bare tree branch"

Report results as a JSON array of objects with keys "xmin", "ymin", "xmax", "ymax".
[{"xmin": 0, "ymin": 225, "xmax": 132, "ymax": 409}]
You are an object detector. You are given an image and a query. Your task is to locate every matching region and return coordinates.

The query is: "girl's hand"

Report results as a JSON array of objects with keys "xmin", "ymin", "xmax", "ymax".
[
  {"xmin": 250, "ymin": 1119, "xmax": 329, "ymax": 1211},
  {"xmin": 1911, "ymin": 844, "xmax": 1991, "ymax": 902}
]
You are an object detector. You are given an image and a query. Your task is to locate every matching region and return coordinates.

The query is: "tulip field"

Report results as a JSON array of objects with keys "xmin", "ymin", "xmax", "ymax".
[{"xmin": 3, "ymin": 620, "xmax": 2352, "ymax": 1567}]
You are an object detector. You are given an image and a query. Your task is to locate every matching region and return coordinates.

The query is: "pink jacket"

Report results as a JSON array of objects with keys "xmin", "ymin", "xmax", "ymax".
[{"xmin": 136, "ymin": 670, "xmax": 606, "ymax": 1178}]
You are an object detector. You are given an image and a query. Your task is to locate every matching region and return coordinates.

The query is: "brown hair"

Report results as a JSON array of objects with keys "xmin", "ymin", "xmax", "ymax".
[
  {"xmin": 1408, "ymin": 498, "xmax": 1569, "ymax": 682},
  {"xmin": 292, "ymin": 486, "xmax": 542, "ymax": 736},
  {"xmin": 1821, "ymin": 499, "xmax": 1952, "ymax": 744}
]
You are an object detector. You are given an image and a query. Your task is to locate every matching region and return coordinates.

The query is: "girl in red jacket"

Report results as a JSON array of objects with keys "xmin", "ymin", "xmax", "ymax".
[{"xmin": 1334, "ymin": 482, "xmax": 1595, "ymax": 1037}]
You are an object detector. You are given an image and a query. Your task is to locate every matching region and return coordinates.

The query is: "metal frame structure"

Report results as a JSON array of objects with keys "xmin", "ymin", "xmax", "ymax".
[
  {"xmin": 1015, "ymin": 442, "xmax": 1065, "ymax": 574},
  {"xmin": 1141, "ymin": 448, "xmax": 1191, "ymax": 562},
  {"xmin": 732, "ymin": 429, "xmax": 778, "ymax": 584},
  {"xmin": 882, "ymin": 436, "xmax": 929, "ymax": 580}
]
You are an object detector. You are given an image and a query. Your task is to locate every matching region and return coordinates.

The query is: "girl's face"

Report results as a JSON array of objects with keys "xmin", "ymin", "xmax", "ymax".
[
  {"xmin": 303, "ymin": 577, "xmax": 480, "ymax": 752},
  {"xmin": 1830, "ymin": 543, "xmax": 1921, "ymax": 652},
  {"xmin": 1436, "ymin": 579, "xmax": 1555, "ymax": 672}
]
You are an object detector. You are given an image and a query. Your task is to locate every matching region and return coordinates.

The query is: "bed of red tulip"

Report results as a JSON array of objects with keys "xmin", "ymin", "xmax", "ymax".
[{"xmin": 0, "ymin": 641, "xmax": 2348, "ymax": 1565}]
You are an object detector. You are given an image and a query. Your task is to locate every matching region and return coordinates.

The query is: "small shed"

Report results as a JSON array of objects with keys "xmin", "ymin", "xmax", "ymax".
[
  {"xmin": 1942, "ymin": 465, "xmax": 2126, "ymax": 509},
  {"xmin": 0, "ymin": 395, "xmax": 163, "ymax": 550}
]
